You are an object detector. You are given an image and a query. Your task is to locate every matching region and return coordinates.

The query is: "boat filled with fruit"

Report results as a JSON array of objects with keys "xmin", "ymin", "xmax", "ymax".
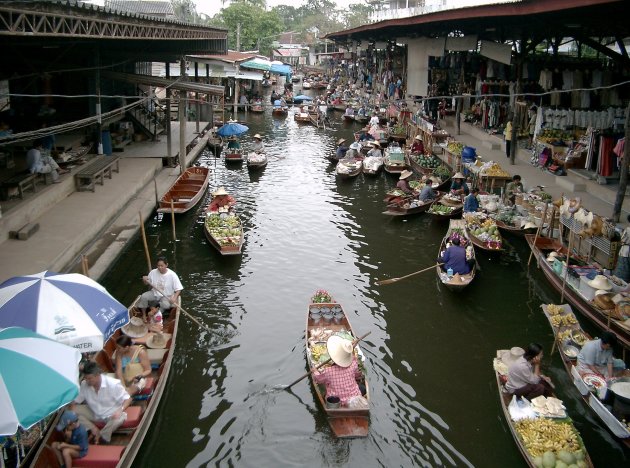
[
  {"xmin": 203, "ymin": 212, "xmax": 244, "ymax": 255},
  {"xmin": 427, "ymin": 201, "xmax": 463, "ymax": 220},
  {"xmin": 409, "ymin": 153, "xmax": 441, "ymax": 175},
  {"xmin": 540, "ymin": 303, "xmax": 630, "ymax": 446},
  {"xmin": 493, "ymin": 348, "xmax": 594, "ymax": 468},
  {"xmin": 464, "ymin": 212, "xmax": 504, "ymax": 252},
  {"xmin": 306, "ymin": 290, "xmax": 370, "ymax": 438}
]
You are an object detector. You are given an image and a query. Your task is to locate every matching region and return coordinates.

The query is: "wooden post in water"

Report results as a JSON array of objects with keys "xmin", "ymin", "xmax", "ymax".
[
  {"xmin": 153, "ymin": 177, "xmax": 159, "ymax": 210},
  {"xmin": 528, "ymin": 202, "xmax": 548, "ymax": 267},
  {"xmin": 170, "ymin": 198, "xmax": 177, "ymax": 241},
  {"xmin": 139, "ymin": 212, "xmax": 152, "ymax": 273},
  {"xmin": 560, "ymin": 229, "xmax": 574, "ymax": 303}
]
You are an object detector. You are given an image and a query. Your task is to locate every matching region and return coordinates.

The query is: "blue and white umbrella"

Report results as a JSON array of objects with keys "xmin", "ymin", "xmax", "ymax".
[
  {"xmin": 0, "ymin": 271, "xmax": 129, "ymax": 353},
  {"xmin": 216, "ymin": 121, "xmax": 249, "ymax": 137},
  {"xmin": 0, "ymin": 327, "xmax": 81, "ymax": 435}
]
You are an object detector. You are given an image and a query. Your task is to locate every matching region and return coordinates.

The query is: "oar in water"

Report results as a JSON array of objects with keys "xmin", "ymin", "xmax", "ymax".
[
  {"xmin": 377, "ymin": 264, "xmax": 443, "ymax": 286},
  {"xmin": 147, "ymin": 282, "xmax": 213, "ymax": 335},
  {"xmin": 281, "ymin": 331, "xmax": 371, "ymax": 391}
]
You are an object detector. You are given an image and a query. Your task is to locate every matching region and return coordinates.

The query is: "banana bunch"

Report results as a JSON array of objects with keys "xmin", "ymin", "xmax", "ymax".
[
  {"xmin": 572, "ymin": 331, "xmax": 587, "ymax": 346},
  {"xmin": 558, "ymin": 329, "xmax": 573, "ymax": 342},
  {"xmin": 515, "ymin": 418, "xmax": 581, "ymax": 456},
  {"xmin": 551, "ymin": 314, "xmax": 578, "ymax": 328},
  {"xmin": 547, "ymin": 304, "xmax": 564, "ymax": 316},
  {"xmin": 481, "ymin": 163, "xmax": 510, "ymax": 177},
  {"xmin": 310, "ymin": 344, "xmax": 327, "ymax": 363}
]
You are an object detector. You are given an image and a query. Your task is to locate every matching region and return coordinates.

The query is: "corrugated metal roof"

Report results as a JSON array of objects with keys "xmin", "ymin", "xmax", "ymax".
[{"xmin": 105, "ymin": 0, "xmax": 175, "ymax": 17}]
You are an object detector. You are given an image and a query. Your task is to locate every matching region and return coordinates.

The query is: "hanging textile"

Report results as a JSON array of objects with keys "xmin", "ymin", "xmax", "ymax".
[{"xmin": 598, "ymin": 135, "xmax": 615, "ymax": 177}]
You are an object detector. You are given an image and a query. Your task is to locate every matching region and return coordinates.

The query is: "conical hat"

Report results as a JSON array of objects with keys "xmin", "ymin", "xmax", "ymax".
[
  {"xmin": 500, "ymin": 347, "xmax": 525, "ymax": 367},
  {"xmin": 147, "ymin": 332, "xmax": 167, "ymax": 349},
  {"xmin": 121, "ymin": 317, "xmax": 148, "ymax": 338},
  {"xmin": 326, "ymin": 335, "xmax": 354, "ymax": 367},
  {"xmin": 212, "ymin": 186, "xmax": 229, "ymax": 197},
  {"xmin": 399, "ymin": 170, "xmax": 413, "ymax": 180},
  {"xmin": 453, "ymin": 172, "xmax": 465, "ymax": 179},
  {"xmin": 588, "ymin": 275, "xmax": 612, "ymax": 290}
]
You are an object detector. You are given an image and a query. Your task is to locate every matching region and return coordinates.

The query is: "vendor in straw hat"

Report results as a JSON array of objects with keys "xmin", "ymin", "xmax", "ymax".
[
  {"xmin": 449, "ymin": 172, "xmax": 469, "ymax": 197},
  {"xmin": 366, "ymin": 140, "xmax": 382, "ymax": 159},
  {"xmin": 312, "ymin": 335, "xmax": 366, "ymax": 406},
  {"xmin": 504, "ymin": 343, "xmax": 554, "ymax": 400},
  {"xmin": 410, "ymin": 135, "xmax": 425, "ymax": 154},
  {"xmin": 208, "ymin": 186, "xmax": 236, "ymax": 213},
  {"xmin": 576, "ymin": 331, "xmax": 627, "ymax": 378},
  {"xmin": 396, "ymin": 169, "xmax": 414, "ymax": 195},
  {"xmin": 336, "ymin": 138, "xmax": 349, "ymax": 160},
  {"xmin": 252, "ymin": 134, "xmax": 265, "ymax": 153}
]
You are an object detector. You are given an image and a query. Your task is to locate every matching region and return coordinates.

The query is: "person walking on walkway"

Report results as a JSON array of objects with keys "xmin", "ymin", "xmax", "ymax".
[{"xmin": 504, "ymin": 119, "xmax": 513, "ymax": 158}]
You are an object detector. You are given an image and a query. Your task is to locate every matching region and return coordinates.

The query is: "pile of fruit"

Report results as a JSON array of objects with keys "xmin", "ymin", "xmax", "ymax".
[
  {"xmin": 448, "ymin": 228, "xmax": 469, "ymax": 247},
  {"xmin": 480, "ymin": 162, "xmax": 510, "ymax": 177},
  {"xmin": 205, "ymin": 214, "xmax": 242, "ymax": 246},
  {"xmin": 428, "ymin": 203, "xmax": 455, "ymax": 215},
  {"xmin": 465, "ymin": 215, "xmax": 502, "ymax": 249},
  {"xmin": 415, "ymin": 154, "xmax": 441, "ymax": 169},
  {"xmin": 446, "ymin": 141, "xmax": 464, "ymax": 155},
  {"xmin": 515, "ymin": 418, "xmax": 586, "ymax": 466},
  {"xmin": 551, "ymin": 313, "xmax": 578, "ymax": 328},
  {"xmin": 310, "ymin": 343, "xmax": 329, "ymax": 364},
  {"xmin": 538, "ymin": 129, "xmax": 574, "ymax": 142},
  {"xmin": 389, "ymin": 124, "xmax": 406, "ymax": 136},
  {"xmin": 547, "ymin": 304, "xmax": 565, "ymax": 316}
]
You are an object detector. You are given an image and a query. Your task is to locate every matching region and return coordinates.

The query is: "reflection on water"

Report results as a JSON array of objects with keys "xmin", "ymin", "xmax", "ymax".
[{"xmin": 100, "ymin": 93, "xmax": 628, "ymax": 467}]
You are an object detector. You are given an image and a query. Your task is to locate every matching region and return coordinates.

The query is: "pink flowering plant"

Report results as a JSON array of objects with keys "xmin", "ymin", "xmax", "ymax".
[{"xmin": 311, "ymin": 289, "xmax": 334, "ymax": 303}]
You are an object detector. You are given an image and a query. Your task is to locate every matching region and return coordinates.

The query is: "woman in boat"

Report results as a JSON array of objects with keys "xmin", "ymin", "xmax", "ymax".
[
  {"xmin": 396, "ymin": 170, "xmax": 414, "ymax": 195},
  {"xmin": 312, "ymin": 335, "xmax": 366, "ymax": 407},
  {"xmin": 344, "ymin": 105, "xmax": 355, "ymax": 117},
  {"xmin": 505, "ymin": 343, "xmax": 553, "ymax": 400},
  {"xmin": 208, "ymin": 187, "xmax": 236, "ymax": 213},
  {"xmin": 463, "ymin": 187, "xmax": 480, "ymax": 213},
  {"xmin": 336, "ymin": 138, "xmax": 349, "ymax": 159},
  {"xmin": 576, "ymin": 331, "xmax": 626, "ymax": 378},
  {"xmin": 366, "ymin": 141, "xmax": 382, "ymax": 158},
  {"xmin": 114, "ymin": 335, "xmax": 152, "ymax": 397},
  {"xmin": 450, "ymin": 172, "xmax": 470, "ymax": 197},
  {"xmin": 438, "ymin": 237, "xmax": 472, "ymax": 275},
  {"xmin": 252, "ymin": 134, "xmax": 265, "ymax": 153},
  {"xmin": 227, "ymin": 136, "xmax": 241, "ymax": 150},
  {"xmin": 410, "ymin": 135, "xmax": 425, "ymax": 154}
]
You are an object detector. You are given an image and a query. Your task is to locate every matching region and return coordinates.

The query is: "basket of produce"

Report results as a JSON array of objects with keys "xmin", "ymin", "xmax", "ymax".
[
  {"xmin": 514, "ymin": 418, "xmax": 587, "ymax": 467},
  {"xmin": 446, "ymin": 141, "xmax": 464, "ymax": 156}
]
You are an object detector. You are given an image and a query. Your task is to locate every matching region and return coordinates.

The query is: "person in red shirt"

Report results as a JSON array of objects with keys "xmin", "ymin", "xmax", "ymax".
[
  {"xmin": 410, "ymin": 135, "xmax": 425, "ymax": 154},
  {"xmin": 313, "ymin": 335, "xmax": 365, "ymax": 406},
  {"xmin": 207, "ymin": 187, "xmax": 236, "ymax": 213}
]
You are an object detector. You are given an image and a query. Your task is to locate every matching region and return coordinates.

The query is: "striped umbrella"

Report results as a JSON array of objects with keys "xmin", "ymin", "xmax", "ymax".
[
  {"xmin": 0, "ymin": 327, "xmax": 81, "ymax": 435},
  {"xmin": 0, "ymin": 271, "xmax": 129, "ymax": 352}
]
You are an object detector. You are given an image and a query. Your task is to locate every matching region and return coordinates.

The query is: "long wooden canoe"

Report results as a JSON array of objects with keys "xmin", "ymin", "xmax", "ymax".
[
  {"xmin": 383, "ymin": 148, "xmax": 408, "ymax": 175},
  {"xmin": 225, "ymin": 149, "xmax": 244, "ymax": 163},
  {"xmin": 157, "ymin": 166, "xmax": 210, "ymax": 214},
  {"xmin": 203, "ymin": 211, "xmax": 244, "ymax": 255},
  {"xmin": 427, "ymin": 201, "xmax": 463, "ymax": 220},
  {"xmin": 494, "ymin": 219, "xmax": 538, "ymax": 237},
  {"xmin": 436, "ymin": 219, "xmax": 475, "ymax": 290},
  {"xmin": 250, "ymin": 104, "xmax": 265, "ymax": 113},
  {"xmin": 271, "ymin": 107, "xmax": 289, "ymax": 117},
  {"xmin": 306, "ymin": 301, "xmax": 369, "ymax": 438},
  {"xmin": 525, "ymin": 234, "xmax": 630, "ymax": 350},
  {"xmin": 336, "ymin": 159, "xmax": 362, "ymax": 179},
  {"xmin": 540, "ymin": 303, "xmax": 630, "ymax": 446},
  {"xmin": 383, "ymin": 193, "xmax": 442, "ymax": 217},
  {"xmin": 246, "ymin": 152, "xmax": 268, "ymax": 170},
  {"xmin": 31, "ymin": 298, "xmax": 181, "ymax": 468},
  {"xmin": 493, "ymin": 349, "xmax": 594, "ymax": 468}
]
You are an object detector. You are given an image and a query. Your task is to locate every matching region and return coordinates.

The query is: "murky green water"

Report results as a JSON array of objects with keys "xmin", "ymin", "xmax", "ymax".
[{"xmin": 101, "ymin": 93, "xmax": 629, "ymax": 467}]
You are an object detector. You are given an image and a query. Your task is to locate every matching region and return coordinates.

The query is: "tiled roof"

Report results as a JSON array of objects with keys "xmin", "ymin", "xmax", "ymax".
[{"xmin": 105, "ymin": 1, "xmax": 175, "ymax": 16}]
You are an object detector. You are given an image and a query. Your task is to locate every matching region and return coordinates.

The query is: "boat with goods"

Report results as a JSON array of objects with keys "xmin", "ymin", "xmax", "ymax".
[
  {"xmin": 383, "ymin": 146, "xmax": 408, "ymax": 175},
  {"xmin": 246, "ymin": 152, "xmax": 268, "ymax": 170},
  {"xmin": 492, "ymin": 349, "xmax": 594, "ymax": 468},
  {"xmin": 156, "ymin": 166, "xmax": 210, "ymax": 214},
  {"xmin": 382, "ymin": 192, "xmax": 441, "ymax": 217},
  {"xmin": 464, "ymin": 212, "xmax": 504, "ymax": 253},
  {"xmin": 224, "ymin": 149, "xmax": 244, "ymax": 163},
  {"xmin": 336, "ymin": 158, "xmax": 362, "ymax": 179},
  {"xmin": 540, "ymin": 303, "xmax": 630, "ymax": 446},
  {"xmin": 31, "ymin": 299, "xmax": 181, "ymax": 468},
  {"xmin": 306, "ymin": 295, "xmax": 369, "ymax": 438},
  {"xmin": 203, "ymin": 209, "xmax": 245, "ymax": 255},
  {"xmin": 436, "ymin": 219, "xmax": 475, "ymax": 290}
]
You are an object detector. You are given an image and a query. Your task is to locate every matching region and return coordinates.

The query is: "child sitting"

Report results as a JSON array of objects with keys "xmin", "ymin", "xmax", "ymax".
[
  {"xmin": 145, "ymin": 306, "xmax": 163, "ymax": 332},
  {"xmin": 51, "ymin": 411, "xmax": 88, "ymax": 468}
]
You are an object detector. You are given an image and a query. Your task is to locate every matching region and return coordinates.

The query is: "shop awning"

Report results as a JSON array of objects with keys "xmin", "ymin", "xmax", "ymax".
[
  {"xmin": 270, "ymin": 62, "xmax": 292, "ymax": 77},
  {"xmin": 241, "ymin": 58, "xmax": 271, "ymax": 71}
]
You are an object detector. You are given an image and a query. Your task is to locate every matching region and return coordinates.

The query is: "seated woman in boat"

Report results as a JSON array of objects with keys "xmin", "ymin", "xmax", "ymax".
[
  {"xmin": 208, "ymin": 187, "xmax": 236, "ymax": 213},
  {"xmin": 463, "ymin": 187, "xmax": 480, "ymax": 212},
  {"xmin": 115, "ymin": 335, "xmax": 152, "ymax": 396},
  {"xmin": 252, "ymin": 134, "xmax": 265, "ymax": 153},
  {"xmin": 396, "ymin": 170, "xmax": 414, "ymax": 195},
  {"xmin": 366, "ymin": 141, "xmax": 382, "ymax": 158},
  {"xmin": 410, "ymin": 135, "xmax": 425, "ymax": 154},
  {"xmin": 418, "ymin": 179, "xmax": 436, "ymax": 202},
  {"xmin": 344, "ymin": 143, "xmax": 362, "ymax": 161},
  {"xmin": 576, "ymin": 331, "xmax": 627, "ymax": 379},
  {"xmin": 504, "ymin": 343, "xmax": 553, "ymax": 400},
  {"xmin": 312, "ymin": 335, "xmax": 367, "ymax": 407},
  {"xmin": 336, "ymin": 138, "xmax": 349, "ymax": 159},
  {"xmin": 450, "ymin": 172, "xmax": 470, "ymax": 197},
  {"xmin": 227, "ymin": 136, "xmax": 241, "ymax": 150},
  {"xmin": 344, "ymin": 105, "xmax": 355, "ymax": 117},
  {"xmin": 438, "ymin": 237, "xmax": 472, "ymax": 275}
]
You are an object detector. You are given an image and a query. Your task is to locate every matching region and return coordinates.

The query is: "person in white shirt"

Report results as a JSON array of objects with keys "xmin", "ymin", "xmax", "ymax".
[
  {"xmin": 26, "ymin": 139, "xmax": 68, "ymax": 182},
  {"xmin": 136, "ymin": 256, "xmax": 183, "ymax": 314},
  {"xmin": 72, "ymin": 362, "xmax": 131, "ymax": 444}
]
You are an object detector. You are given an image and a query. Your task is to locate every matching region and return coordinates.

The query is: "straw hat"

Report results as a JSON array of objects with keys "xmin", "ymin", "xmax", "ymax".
[
  {"xmin": 500, "ymin": 347, "xmax": 525, "ymax": 367},
  {"xmin": 595, "ymin": 289, "xmax": 611, "ymax": 297},
  {"xmin": 588, "ymin": 275, "xmax": 612, "ymax": 290},
  {"xmin": 453, "ymin": 172, "xmax": 465, "ymax": 179},
  {"xmin": 414, "ymin": 135, "xmax": 422, "ymax": 140},
  {"xmin": 371, "ymin": 141, "xmax": 381, "ymax": 148},
  {"xmin": 212, "ymin": 186, "xmax": 229, "ymax": 197},
  {"xmin": 253, "ymin": 134, "xmax": 262, "ymax": 140},
  {"xmin": 326, "ymin": 335, "xmax": 354, "ymax": 368},
  {"xmin": 337, "ymin": 138, "xmax": 346, "ymax": 145},
  {"xmin": 399, "ymin": 170, "xmax": 413, "ymax": 180},
  {"xmin": 146, "ymin": 332, "xmax": 167, "ymax": 349},
  {"xmin": 121, "ymin": 317, "xmax": 148, "ymax": 338},
  {"xmin": 523, "ymin": 222, "xmax": 537, "ymax": 230}
]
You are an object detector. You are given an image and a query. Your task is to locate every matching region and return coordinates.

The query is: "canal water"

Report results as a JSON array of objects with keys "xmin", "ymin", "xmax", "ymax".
[{"xmin": 102, "ymin": 96, "xmax": 629, "ymax": 467}]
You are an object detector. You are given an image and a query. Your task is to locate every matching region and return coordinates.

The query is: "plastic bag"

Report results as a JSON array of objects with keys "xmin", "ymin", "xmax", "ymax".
[{"xmin": 347, "ymin": 396, "xmax": 369, "ymax": 409}]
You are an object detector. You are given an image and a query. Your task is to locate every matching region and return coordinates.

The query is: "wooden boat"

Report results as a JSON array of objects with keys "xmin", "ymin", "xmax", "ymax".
[
  {"xmin": 492, "ymin": 349, "xmax": 594, "ymax": 468},
  {"xmin": 332, "ymin": 104, "xmax": 346, "ymax": 112},
  {"xmin": 495, "ymin": 219, "xmax": 538, "ymax": 237},
  {"xmin": 302, "ymin": 81, "xmax": 312, "ymax": 89},
  {"xmin": 224, "ymin": 149, "xmax": 244, "ymax": 163},
  {"xmin": 355, "ymin": 115, "xmax": 369, "ymax": 125},
  {"xmin": 206, "ymin": 136, "xmax": 223, "ymax": 157},
  {"xmin": 31, "ymin": 299, "xmax": 181, "ymax": 468},
  {"xmin": 204, "ymin": 211, "xmax": 244, "ymax": 255},
  {"xmin": 336, "ymin": 158, "xmax": 362, "ymax": 179},
  {"xmin": 156, "ymin": 166, "xmax": 210, "ymax": 214},
  {"xmin": 250, "ymin": 104, "xmax": 265, "ymax": 113},
  {"xmin": 382, "ymin": 195, "xmax": 439, "ymax": 217},
  {"xmin": 427, "ymin": 201, "xmax": 463, "ymax": 220},
  {"xmin": 383, "ymin": 147, "xmax": 408, "ymax": 175},
  {"xmin": 436, "ymin": 219, "xmax": 475, "ymax": 290},
  {"xmin": 525, "ymin": 234, "xmax": 630, "ymax": 350},
  {"xmin": 362, "ymin": 156, "xmax": 383, "ymax": 176},
  {"xmin": 464, "ymin": 213, "xmax": 504, "ymax": 253},
  {"xmin": 272, "ymin": 106, "xmax": 289, "ymax": 117},
  {"xmin": 342, "ymin": 114, "xmax": 355, "ymax": 122},
  {"xmin": 246, "ymin": 151, "xmax": 267, "ymax": 170},
  {"xmin": 306, "ymin": 301, "xmax": 370, "ymax": 438}
]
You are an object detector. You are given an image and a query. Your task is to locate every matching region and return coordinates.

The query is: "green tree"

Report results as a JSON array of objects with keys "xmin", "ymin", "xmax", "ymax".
[
  {"xmin": 343, "ymin": 3, "xmax": 375, "ymax": 29},
  {"xmin": 215, "ymin": 2, "xmax": 283, "ymax": 54},
  {"xmin": 171, "ymin": 0, "xmax": 199, "ymax": 22}
]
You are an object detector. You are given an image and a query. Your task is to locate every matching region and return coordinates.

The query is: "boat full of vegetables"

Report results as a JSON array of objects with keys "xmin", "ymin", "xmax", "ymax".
[{"xmin": 204, "ymin": 212, "xmax": 244, "ymax": 255}]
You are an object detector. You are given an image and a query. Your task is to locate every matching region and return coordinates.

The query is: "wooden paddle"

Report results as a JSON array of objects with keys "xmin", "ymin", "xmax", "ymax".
[
  {"xmin": 147, "ymin": 282, "xmax": 213, "ymax": 335},
  {"xmin": 283, "ymin": 331, "xmax": 371, "ymax": 391},
  {"xmin": 377, "ymin": 263, "xmax": 444, "ymax": 286}
]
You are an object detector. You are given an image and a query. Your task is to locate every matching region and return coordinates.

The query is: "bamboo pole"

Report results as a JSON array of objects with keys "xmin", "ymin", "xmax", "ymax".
[
  {"xmin": 528, "ymin": 202, "xmax": 548, "ymax": 267},
  {"xmin": 560, "ymin": 229, "xmax": 574, "ymax": 303},
  {"xmin": 153, "ymin": 177, "xmax": 159, "ymax": 210},
  {"xmin": 139, "ymin": 212, "xmax": 151, "ymax": 273},
  {"xmin": 170, "ymin": 198, "xmax": 177, "ymax": 241},
  {"xmin": 81, "ymin": 254, "xmax": 89, "ymax": 277}
]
